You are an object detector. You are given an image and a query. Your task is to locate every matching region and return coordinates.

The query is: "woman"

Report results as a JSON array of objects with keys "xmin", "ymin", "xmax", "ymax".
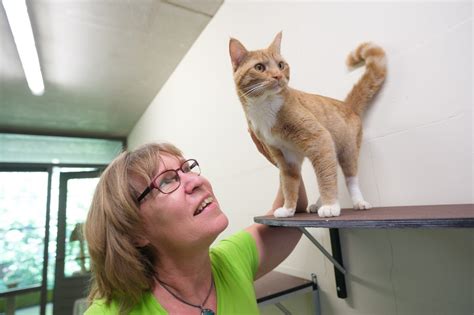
[{"xmin": 84, "ymin": 135, "xmax": 307, "ymax": 314}]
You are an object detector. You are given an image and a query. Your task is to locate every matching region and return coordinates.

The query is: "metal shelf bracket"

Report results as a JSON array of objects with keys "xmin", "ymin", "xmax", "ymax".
[{"xmin": 298, "ymin": 227, "xmax": 347, "ymax": 298}]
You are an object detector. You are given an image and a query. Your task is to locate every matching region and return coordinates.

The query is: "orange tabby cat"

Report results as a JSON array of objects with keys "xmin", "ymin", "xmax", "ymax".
[{"xmin": 229, "ymin": 32, "xmax": 386, "ymax": 218}]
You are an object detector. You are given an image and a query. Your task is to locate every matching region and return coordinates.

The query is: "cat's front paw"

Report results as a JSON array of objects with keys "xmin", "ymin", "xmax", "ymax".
[
  {"xmin": 317, "ymin": 204, "xmax": 341, "ymax": 217},
  {"xmin": 307, "ymin": 203, "xmax": 319, "ymax": 213},
  {"xmin": 353, "ymin": 200, "xmax": 372, "ymax": 210},
  {"xmin": 274, "ymin": 207, "xmax": 296, "ymax": 218},
  {"xmin": 307, "ymin": 198, "xmax": 323, "ymax": 214}
]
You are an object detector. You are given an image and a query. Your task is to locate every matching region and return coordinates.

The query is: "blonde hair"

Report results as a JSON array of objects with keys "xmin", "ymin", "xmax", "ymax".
[{"xmin": 84, "ymin": 142, "xmax": 182, "ymax": 313}]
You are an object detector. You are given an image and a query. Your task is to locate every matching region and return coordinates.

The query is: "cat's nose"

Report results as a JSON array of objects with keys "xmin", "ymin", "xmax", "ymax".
[{"xmin": 273, "ymin": 73, "xmax": 282, "ymax": 80}]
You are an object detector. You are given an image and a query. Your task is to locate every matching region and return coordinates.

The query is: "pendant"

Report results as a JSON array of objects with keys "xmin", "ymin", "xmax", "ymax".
[{"xmin": 201, "ymin": 308, "xmax": 215, "ymax": 315}]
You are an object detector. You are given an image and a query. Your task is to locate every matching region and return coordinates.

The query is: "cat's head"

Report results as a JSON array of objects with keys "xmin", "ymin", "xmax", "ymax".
[{"xmin": 229, "ymin": 32, "xmax": 290, "ymax": 99}]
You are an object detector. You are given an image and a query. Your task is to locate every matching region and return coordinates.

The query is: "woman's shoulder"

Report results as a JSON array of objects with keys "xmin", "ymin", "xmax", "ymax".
[
  {"xmin": 212, "ymin": 230, "xmax": 255, "ymax": 254},
  {"xmin": 211, "ymin": 230, "xmax": 258, "ymax": 275},
  {"xmin": 84, "ymin": 299, "xmax": 118, "ymax": 315}
]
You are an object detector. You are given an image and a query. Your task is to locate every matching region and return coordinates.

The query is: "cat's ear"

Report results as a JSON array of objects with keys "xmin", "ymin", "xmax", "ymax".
[
  {"xmin": 229, "ymin": 38, "xmax": 248, "ymax": 71},
  {"xmin": 268, "ymin": 31, "xmax": 283, "ymax": 54}
]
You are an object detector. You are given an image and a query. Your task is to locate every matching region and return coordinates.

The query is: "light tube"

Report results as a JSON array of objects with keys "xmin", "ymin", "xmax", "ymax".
[{"xmin": 2, "ymin": 0, "xmax": 44, "ymax": 95}]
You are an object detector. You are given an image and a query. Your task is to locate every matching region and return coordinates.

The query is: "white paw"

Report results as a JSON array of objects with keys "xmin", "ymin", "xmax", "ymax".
[
  {"xmin": 307, "ymin": 203, "xmax": 319, "ymax": 213},
  {"xmin": 307, "ymin": 198, "xmax": 323, "ymax": 213},
  {"xmin": 318, "ymin": 204, "xmax": 341, "ymax": 217},
  {"xmin": 274, "ymin": 207, "xmax": 296, "ymax": 218},
  {"xmin": 353, "ymin": 200, "xmax": 372, "ymax": 210},
  {"xmin": 315, "ymin": 197, "xmax": 322, "ymax": 208}
]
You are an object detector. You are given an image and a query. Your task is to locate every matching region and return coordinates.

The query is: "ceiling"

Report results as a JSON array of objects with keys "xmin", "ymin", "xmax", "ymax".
[{"xmin": 0, "ymin": 0, "xmax": 223, "ymax": 140}]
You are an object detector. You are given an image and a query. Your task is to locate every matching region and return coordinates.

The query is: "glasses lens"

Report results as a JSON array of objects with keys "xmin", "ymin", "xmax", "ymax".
[
  {"xmin": 154, "ymin": 170, "xmax": 180, "ymax": 194},
  {"xmin": 182, "ymin": 159, "xmax": 200, "ymax": 175}
]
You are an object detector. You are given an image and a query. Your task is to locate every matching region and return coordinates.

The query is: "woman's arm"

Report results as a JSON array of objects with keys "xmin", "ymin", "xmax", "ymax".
[
  {"xmin": 244, "ymin": 128, "xmax": 308, "ymax": 279},
  {"xmin": 245, "ymin": 182, "xmax": 307, "ymax": 279}
]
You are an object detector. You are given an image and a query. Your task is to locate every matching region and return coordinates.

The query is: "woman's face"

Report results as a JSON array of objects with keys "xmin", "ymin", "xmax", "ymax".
[{"xmin": 137, "ymin": 153, "xmax": 228, "ymax": 254}]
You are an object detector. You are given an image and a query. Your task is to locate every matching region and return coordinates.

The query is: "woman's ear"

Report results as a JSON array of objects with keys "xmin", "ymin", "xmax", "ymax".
[{"xmin": 134, "ymin": 235, "xmax": 150, "ymax": 248}]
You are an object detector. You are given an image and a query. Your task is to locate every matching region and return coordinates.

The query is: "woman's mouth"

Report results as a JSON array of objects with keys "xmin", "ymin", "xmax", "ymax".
[{"xmin": 194, "ymin": 196, "xmax": 214, "ymax": 216}]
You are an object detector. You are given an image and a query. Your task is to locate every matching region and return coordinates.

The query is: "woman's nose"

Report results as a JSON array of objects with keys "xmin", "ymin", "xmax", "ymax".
[{"xmin": 181, "ymin": 172, "xmax": 202, "ymax": 194}]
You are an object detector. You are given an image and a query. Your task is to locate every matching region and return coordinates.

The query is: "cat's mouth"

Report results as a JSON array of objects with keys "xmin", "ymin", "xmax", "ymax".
[
  {"xmin": 271, "ymin": 80, "xmax": 286, "ymax": 90},
  {"xmin": 270, "ymin": 81, "xmax": 285, "ymax": 93}
]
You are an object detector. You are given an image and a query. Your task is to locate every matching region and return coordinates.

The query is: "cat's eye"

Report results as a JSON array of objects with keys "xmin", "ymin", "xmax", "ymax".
[
  {"xmin": 278, "ymin": 61, "xmax": 285, "ymax": 70},
  {"xmin": 254, "ymin": 63, "xmax": 265, "ymax": 72}
]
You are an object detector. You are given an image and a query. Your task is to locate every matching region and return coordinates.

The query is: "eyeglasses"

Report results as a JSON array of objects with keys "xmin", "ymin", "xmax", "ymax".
[{"xmin": 137, "ymin": 159, "xmax": 201, "ymax": 202}]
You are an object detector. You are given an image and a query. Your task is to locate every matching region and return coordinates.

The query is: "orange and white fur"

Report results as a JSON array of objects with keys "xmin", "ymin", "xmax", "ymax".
[{"xmin": 229, "ymin": 32, "xmax": 386, "ymax": 218}]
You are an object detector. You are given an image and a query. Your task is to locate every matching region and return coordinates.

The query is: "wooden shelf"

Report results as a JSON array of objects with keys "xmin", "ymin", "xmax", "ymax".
[
  {"xmin": 254, "ymin": 204, "xmax": 473, "ymax": 301},
  {"xmin": 255, "ymin": 271, "xmax": 320, "ymax": 314},
  {"xmin": 255, "ymin": 271, "xmax": 314, "ymax": 303},
  {"xmin": 254, "ymin": 204, "xmax": 474, "ymax": 229}
]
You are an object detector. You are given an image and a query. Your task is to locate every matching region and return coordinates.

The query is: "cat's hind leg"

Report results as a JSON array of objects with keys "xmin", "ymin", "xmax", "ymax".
[
  {"xmin": 338, "ymin": 142, "xmax": 372, "ymax": 210},
  {"xmin": 345, "ymin": 176, "xmax": 371, "ymax": 210}
]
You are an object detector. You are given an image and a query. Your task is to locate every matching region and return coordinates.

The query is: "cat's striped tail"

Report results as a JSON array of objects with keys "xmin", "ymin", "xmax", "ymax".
[{"xmin": 345, "ymin": 42, "xmax": 387, "ymax": 116}]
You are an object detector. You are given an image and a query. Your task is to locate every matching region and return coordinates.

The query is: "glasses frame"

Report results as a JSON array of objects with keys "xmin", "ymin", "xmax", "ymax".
[{"xmin": 137, "ymin": 159, "xmax": 200, "ymax": 203}]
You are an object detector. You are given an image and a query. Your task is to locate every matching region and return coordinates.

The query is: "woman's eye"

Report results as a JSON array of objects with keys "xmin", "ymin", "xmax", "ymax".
[
  {"xmin": 158, "ymin": 174, "xmax": 178, "ymax": 188},
  {"xmin": 159, "ymin": 178, "xmax": 172, "ymax": 188},
  {"xmin": 278, "ymin": 61, "xmax": 285, "ymax": 70},
  {"xmin": 254, "ymin": 63, "xmax": 265, "ymax": 72}
]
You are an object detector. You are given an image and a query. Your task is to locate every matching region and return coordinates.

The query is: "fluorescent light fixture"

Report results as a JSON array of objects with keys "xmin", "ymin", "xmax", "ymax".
[{"xmin": 2, "ymin": 0, "xmax": 44, "ymax": 95}]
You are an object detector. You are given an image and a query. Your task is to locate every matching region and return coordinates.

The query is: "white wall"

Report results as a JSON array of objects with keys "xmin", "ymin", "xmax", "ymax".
[{"xmin": 128, "ymin": 1, "xmax": 473, "ymax": 314}]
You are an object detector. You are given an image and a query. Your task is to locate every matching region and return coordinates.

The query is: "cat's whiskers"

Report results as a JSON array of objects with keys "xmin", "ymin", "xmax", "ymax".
[
  {"xmin": 240, "ymin": 81, "xmax": 272, "ymax": 98},
  {"xmin": 241, "ymin": 82, "xmax": 266, "ymax": 97}
]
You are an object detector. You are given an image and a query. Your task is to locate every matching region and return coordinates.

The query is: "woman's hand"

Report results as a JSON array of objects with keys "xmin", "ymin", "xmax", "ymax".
[{"xmin": 248, "ymin": 128, "xmax": 276, "ymax": 166}]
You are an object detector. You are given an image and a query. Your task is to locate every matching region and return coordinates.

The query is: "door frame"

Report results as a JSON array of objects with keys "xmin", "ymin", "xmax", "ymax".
[
  {"xmin": 0, "ymin": 163, "xmax": 106, "ymax": 315},
  {"xmin": 0, "ymin": 165, "xmax": 52, "ymax": 315},
  {"xmin": 53, "ymin": 169, "xmax": 103, "ymax": 315}
]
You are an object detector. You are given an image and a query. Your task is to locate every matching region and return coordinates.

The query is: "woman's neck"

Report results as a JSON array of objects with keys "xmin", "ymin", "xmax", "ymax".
[
  {"xmin": 152, "ymin": 251, "xmax": 216, "ymax": 314},
  {"xmin": 154, "ymin": 248, "xmax": 213, "ymax": 297}
]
